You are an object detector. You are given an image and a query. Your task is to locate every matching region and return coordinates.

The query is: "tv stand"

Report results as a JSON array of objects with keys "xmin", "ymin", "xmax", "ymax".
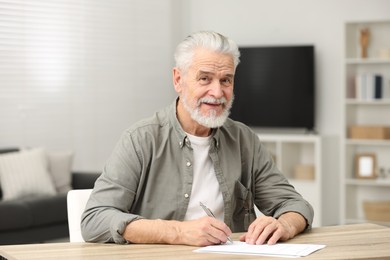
[
  {"xmin": 251, "ymin": 127, "xmax": 316, "ymax": 135},
  {"xmin": 304, "ymin": 128, "xmax": 318, "ymax": 135}
]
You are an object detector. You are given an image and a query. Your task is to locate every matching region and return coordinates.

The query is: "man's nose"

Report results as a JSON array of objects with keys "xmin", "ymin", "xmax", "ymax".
[{"xmin": 209, "ymin": 80, "xmax": 224, "ymax": 98}]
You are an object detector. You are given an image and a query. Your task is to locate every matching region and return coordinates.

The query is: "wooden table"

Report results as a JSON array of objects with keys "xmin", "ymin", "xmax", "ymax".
[{"xmin": 0, "ymin": 223, "xmax": 389, "ymax": 259}]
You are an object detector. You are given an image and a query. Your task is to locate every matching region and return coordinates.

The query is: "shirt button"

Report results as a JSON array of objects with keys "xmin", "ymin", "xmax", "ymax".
[
  {"xmin": 184, "ymin": 193, "xmax": 189, "ymax": 198},
  {"xmin": 186, "ymin": 161, "xmax": 191, "ymax": 167}
]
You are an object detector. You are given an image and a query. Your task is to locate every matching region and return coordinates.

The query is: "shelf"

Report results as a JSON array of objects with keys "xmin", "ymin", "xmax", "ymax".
[
  {"xmin": 346, "ymin": 139, "xmax": 390, "ymax": 146},
  {"xmin": 346, "ymin": 99, "xmax": 390, "ymax": 105},
  {"xmin": 346, "ymin": 178, "xmax": 390, "ymax": 187},
  {"xmin": 258, "ymin": 133, "xmax": 319, "ymax": 143},
  {"xmin": 346, "ymin": 58, "xmax": 390, "ymax": 65},
  {"xmin": 342, "ymin": 20, "xmax": 390, "ymax": 225}
]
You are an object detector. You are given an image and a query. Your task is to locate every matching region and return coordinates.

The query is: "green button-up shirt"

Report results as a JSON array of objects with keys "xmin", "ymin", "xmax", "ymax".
[{"xmin": 81, "ymin": 100, "xmax": 314, "ymax": 243}]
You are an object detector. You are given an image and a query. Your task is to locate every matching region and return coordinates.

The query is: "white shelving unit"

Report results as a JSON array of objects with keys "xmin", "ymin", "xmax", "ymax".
[
  {"xmin": 257, "ymin": 134, "xmax": 322, "ymax": 227},
  {"xmin": 341, "ymin": 20, "xmax": 390, "ymax": 226}
]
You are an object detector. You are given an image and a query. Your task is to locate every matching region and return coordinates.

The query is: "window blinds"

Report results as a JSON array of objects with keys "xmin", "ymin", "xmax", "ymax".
[{"xmin": 0, "ymin": 0, "xmax": 176, "ymax": 170}]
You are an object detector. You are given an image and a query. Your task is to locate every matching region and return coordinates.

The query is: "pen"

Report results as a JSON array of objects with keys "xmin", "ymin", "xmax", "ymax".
[{"xmin": 199, "ymin": 202, "xmax": 233, "ymax": 244}]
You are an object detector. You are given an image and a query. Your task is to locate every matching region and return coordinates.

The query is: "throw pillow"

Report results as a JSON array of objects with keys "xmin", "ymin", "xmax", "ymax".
[
  {"xmin": 47, "ymin": 150, "xmax": 74, "ymax": 193},
  {"xmin": 0, "ymin": 147, "xmax": 56, "ymax": 200}
]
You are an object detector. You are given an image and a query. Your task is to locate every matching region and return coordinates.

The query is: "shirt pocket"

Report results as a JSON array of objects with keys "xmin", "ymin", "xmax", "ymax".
[{"xmin": 233, "ymin": 180, "xmax": 256, "ymax": 231}]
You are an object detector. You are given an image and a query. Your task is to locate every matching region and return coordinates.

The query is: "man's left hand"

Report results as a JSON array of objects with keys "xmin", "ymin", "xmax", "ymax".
[{"xmin": 239, "ymin": 212, "xmax": 306, "ymax": 245}]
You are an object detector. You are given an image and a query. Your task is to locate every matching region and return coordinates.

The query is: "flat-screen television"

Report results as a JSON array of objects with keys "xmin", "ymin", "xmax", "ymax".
[{"xmin": 230, "ymin": 45, "xmax": 315, "ymax": 131}]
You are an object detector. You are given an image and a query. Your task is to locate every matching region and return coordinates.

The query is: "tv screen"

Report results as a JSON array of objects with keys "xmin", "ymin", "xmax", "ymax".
[{"xmin": 230, "ymin": 46, "xmax": 315, "ymax": 130}]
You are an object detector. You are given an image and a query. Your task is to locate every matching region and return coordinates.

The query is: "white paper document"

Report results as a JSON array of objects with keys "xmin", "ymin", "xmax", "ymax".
[{"xmin": 194, "ymin": 241, "xmax": 326, "ymax": 258}]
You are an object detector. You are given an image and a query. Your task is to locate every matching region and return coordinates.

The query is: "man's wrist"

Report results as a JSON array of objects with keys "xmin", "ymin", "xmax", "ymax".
[
  {"xmin": 278, "ymin": 212, "xmax": 307, "ymax": 238},
  {"xmin": 160, "ymin": 219, "xmax": 182, "ymax": 244},
  {"xmin": 124, "ymin": 219, "xmax": 183, "ymax": 245}
]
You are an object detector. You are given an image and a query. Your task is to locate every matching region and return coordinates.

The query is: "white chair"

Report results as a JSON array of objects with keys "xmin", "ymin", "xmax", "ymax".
[{"xmin": 67, "ymin": 189, "xmax": 92, "ymax": 242}]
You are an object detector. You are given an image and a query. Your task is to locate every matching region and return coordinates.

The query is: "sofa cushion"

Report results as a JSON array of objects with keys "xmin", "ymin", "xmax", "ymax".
[
  {"xmin": 0, "ymin": 148, "xmax": 56, "ymax": 200},
  {"xmin": 47, "ymin": 150, "xmax": 74, "ymax": 193},
  {"xmin": 0, "ymin": 194, "xmax": 67, "ymax": 232},
  {"xmin": 24, "ymin": 193, "xmax": 68, "ymax": 226},
  {"xmin": 0, "ymin": 199, "xmax": 34, "ymax": 231},
  {"xmin": 0, "ymin": 148, "xmax": 19, "ymax": 199}
]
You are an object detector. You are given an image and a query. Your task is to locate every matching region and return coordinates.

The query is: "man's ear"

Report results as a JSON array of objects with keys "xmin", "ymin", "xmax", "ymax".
[{"xmin": 173, "ymin": 67, "xmax": 182, "ymax": 93}]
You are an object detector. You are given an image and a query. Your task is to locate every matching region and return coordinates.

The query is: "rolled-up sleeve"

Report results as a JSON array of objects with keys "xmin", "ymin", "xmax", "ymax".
[
  {"xmin": 81, "ymin": 130, "xmax": 143, "ymax": 243},
  {"xmin": 253, "ymin": 140, "xmax": 314, "ymax": 229}
]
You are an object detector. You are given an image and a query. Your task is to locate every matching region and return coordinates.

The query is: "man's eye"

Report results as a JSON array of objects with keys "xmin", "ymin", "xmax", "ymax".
[
  {"xmin": 221, "ymin": 78, "xmax": 232, "ymax": 85},
  {"xmin": 199, "ymin": 76, "xmax": 210, "ymax": 83}
]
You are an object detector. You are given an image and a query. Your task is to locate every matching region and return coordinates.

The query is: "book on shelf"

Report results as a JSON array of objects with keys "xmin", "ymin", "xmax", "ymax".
[
  {"xmin": 374, "ymin": 75, "xmax": 383, "ymax": 99},
  {"xmin": 355, "ymin": 74, "xmax": 383, "ymax": 100}
]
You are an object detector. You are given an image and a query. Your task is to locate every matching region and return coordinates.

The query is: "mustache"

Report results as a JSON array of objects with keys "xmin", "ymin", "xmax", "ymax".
[{"xmin": 197, "ymin": 97, "xmax": 227, "ymax": 106}]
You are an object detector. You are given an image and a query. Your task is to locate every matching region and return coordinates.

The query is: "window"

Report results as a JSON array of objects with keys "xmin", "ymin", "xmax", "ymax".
[{"xmin": 0, "ymin": 0, "xmax": 176, "ymax": 170}]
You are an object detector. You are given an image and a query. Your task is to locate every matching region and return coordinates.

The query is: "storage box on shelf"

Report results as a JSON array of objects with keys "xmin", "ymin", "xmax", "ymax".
[
  {"xmin": 349, "ymin": 125, "xmax": 390, "ymax": 139},
  {"xmin": 342, "ymin": 20, "xmax": 390, "ymax": 226},
  {"xmin": 363, "ymin": 201, "xmax": 390, "ymax": 222}
]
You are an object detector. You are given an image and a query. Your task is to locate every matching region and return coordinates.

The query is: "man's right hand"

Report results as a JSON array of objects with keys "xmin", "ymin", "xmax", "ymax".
[
  {"xmin": 123, "ymin": 217, "xmax": 232, "ymax": 246},
  {"xmin": 175, "ymin": 216, "xmax": 232, "ymax": 246}
]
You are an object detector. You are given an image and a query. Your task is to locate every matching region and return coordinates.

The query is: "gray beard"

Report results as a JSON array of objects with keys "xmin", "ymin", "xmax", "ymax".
[{"xmin": 181, "ymin": 95, "xmax": 234, "ymax": 128}]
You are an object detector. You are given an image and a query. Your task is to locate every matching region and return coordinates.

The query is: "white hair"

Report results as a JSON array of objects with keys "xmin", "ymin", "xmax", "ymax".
[{"xmin": 174, "ymin": 31, "xmax": 240, "ymax": 73}]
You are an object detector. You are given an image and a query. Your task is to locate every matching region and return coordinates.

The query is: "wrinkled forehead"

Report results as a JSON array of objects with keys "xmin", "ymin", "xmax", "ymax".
[{"xmin": 190, "ymin": 48, "xmax": 235, "ymax": 74}]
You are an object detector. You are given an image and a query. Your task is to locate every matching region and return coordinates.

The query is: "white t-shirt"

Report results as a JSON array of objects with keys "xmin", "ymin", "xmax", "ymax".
[{"xmin": 183, "ymin": 133, "xmax": 224, "ymax": 221}]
